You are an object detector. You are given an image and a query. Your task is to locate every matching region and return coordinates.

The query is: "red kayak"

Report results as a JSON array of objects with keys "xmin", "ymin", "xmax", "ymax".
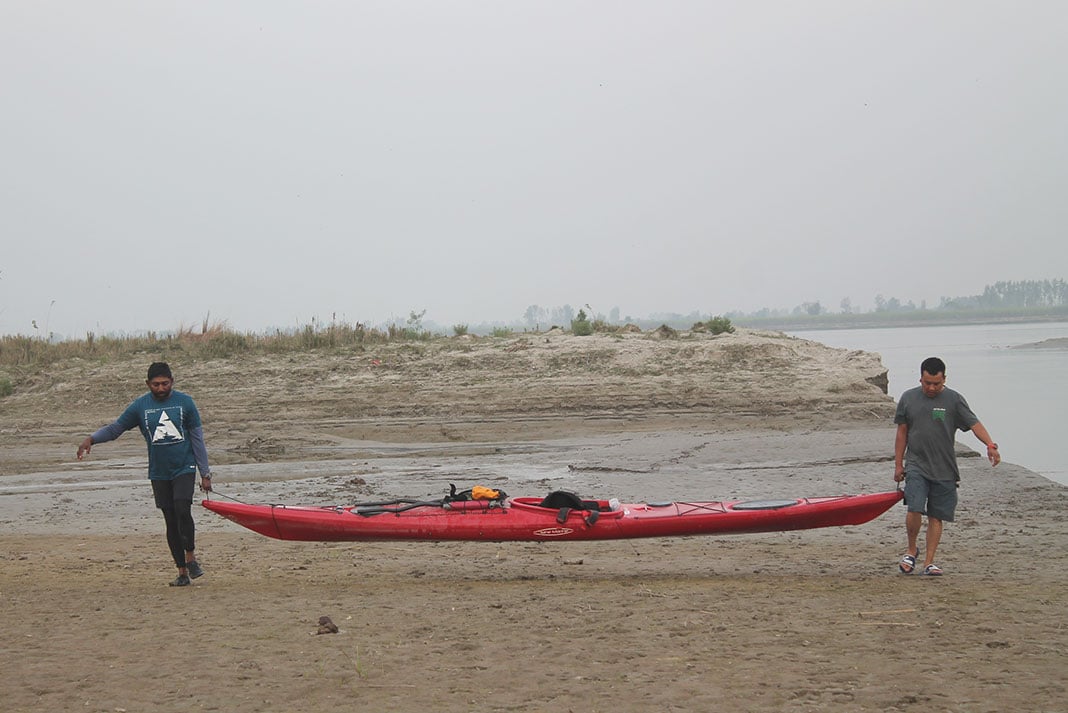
[{"xmin": 202, "ymin": 489, "xmax": 902, "ymax": 542}]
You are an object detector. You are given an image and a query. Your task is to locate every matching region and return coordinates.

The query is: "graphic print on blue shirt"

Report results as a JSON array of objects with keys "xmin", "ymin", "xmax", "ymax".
[{"xmin": 146, "ymin": 407, "xmax": 186, "ymax": 444}]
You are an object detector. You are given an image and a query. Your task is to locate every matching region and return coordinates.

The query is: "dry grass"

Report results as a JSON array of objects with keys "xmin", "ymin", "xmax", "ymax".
[{"xmin": 0, "ymin": 320, "xmax": 402, "ymax": 370}]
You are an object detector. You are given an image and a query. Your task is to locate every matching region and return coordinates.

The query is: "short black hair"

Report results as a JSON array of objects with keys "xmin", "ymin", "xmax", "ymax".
[
  {"xmin": 920, "ymin": 357, "xmax": 946, "ymax": 377},
  {"xmin": 147, "ymin": 362, "xmax": 173, "ymax": 381}
]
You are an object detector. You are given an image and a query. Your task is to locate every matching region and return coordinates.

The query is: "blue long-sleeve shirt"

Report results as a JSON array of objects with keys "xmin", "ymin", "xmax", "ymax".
[{"xmin": 92, "ymin": 389, "xmax": 211, "ymax": 480}]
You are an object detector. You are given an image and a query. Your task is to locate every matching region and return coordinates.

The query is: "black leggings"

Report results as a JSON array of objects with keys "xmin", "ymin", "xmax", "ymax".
[{"xmin": 152, "ymin": 474, "xmax": 196, "ymax": 569}]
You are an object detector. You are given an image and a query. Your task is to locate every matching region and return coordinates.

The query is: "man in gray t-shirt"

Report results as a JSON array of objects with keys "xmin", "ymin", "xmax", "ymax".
[{"xmin": 893, "ymin": 357, "xmax": 1000, "ymax": 576}]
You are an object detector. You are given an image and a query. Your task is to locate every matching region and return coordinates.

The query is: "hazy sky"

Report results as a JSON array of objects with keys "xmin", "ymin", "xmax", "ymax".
[{"xmin": 3, "ymin": 2, "xmax": 1065, "ymax": 337}]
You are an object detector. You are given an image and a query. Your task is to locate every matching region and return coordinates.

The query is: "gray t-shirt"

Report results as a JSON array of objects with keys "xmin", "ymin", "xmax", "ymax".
[{"xmin": 894, "ymin": 386, "xmax": 979, "ymax": 482}]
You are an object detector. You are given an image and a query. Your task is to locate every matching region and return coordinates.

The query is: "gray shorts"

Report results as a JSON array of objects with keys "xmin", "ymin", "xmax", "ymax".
[{"xmin": 903, "ymin": 472, "xmax": 957, "ymax": 522}]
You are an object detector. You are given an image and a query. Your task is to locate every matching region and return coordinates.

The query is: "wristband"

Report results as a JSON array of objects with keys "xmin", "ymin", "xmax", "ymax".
[{"xmin": 987, "ymin": 443, "xmax": 998, "ymax": 450}]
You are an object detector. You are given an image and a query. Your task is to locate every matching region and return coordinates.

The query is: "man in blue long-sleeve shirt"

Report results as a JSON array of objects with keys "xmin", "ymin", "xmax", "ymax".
[{"xmin": 77, "ymin": 362, "xmax": 213, "ymax": 587}]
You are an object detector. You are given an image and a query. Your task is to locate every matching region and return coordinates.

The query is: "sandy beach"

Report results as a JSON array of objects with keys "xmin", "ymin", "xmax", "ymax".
[{"xmin": 2, "ymin": 330, "xmax": 1065, "ymax": 712}]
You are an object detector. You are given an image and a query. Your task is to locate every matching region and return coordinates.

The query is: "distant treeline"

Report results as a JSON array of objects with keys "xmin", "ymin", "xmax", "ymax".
[
  {"xmin": 939, "ymin": 279, "xmax": 1068, "ymax": 310},
  {"xmin": 722, "ymin": 279, "xmax": 1068, "ymax": 331},
  {"xmin": 733, "ymin": 279, "xmax": 1068, "ymax": 320},
  {"xmin": 507, "ymin": 279, "xmax": 1068, "ymax": 334},
  {"xmin": 731, "ymin": 305, "xmax": 1068, "ymax": 332}
]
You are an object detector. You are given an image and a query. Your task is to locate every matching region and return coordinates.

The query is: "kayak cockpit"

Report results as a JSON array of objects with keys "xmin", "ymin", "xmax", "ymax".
[{"xmin": 510, "ymin": 491, "xmax": 626, "ymax": 525}]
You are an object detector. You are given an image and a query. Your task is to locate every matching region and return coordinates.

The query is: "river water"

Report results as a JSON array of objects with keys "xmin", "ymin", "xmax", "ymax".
[{"xmin": 789, "ymin": 321, "xmax": 1068, "ymax": 487}]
